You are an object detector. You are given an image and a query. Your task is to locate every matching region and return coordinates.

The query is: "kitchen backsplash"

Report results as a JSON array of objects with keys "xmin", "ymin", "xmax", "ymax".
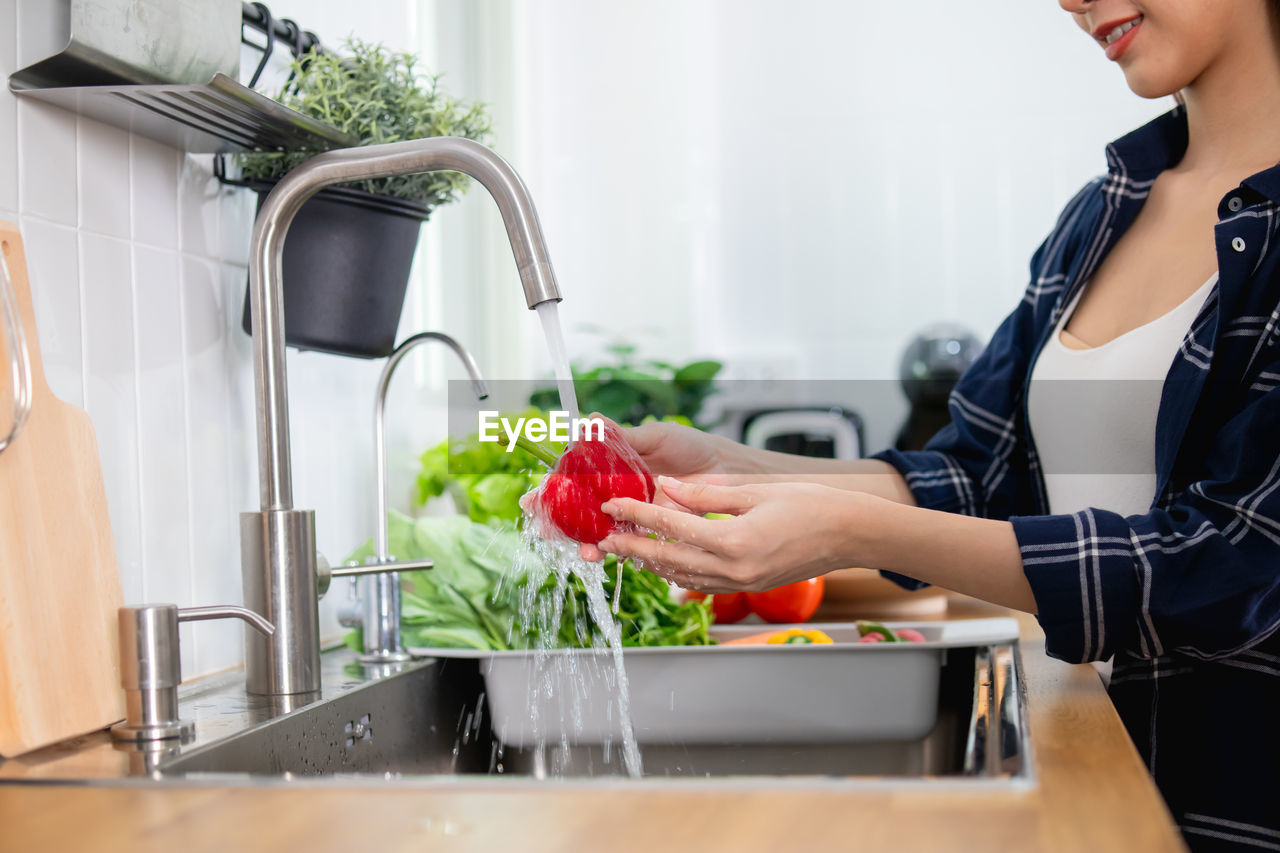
[{"xmin": 0, "ymin": 0, "xmax": 410, "ymax": 679}]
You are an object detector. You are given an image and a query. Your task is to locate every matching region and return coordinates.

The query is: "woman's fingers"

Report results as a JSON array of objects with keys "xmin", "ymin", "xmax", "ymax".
[
  {"xmin": 596, "ymin": 530, "xmax": 724, "ymax": 583},
  {"xmin": 578, "ymin": 542, "xmax": 605, "ymax": 562},
  {"xmin": 594, "ymin": 534, "xmax": 738, "ymax": 593},
  {"xmin": 659, "ymin": 572, "xmax": 741, "ymax": 595},
  {"xmin": 619, "ymin": 419, "xmax": 671, "ymax": 460},
  {"xmin": 657, "ymin": 477, "xmax": 757, "ymax": 515},
  {"xmin": 601, "ymin": 497, "xmax": 720, "ymax": 547}
]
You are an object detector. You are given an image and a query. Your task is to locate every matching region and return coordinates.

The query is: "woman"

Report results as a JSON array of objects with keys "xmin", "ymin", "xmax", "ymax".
[{"xmin": 587, "ymin": 1, "xmax": 1280, "ymax": 848}]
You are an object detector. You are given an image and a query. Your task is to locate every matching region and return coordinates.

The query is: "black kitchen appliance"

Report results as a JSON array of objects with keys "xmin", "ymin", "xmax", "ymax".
[{"xmin": 895, "ymin": 325, "xmax": 983, "ymax": 451}]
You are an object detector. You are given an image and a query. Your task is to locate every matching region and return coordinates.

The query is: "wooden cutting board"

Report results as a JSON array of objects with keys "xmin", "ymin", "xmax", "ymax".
[
  {"xmin": 814, "ymin": 568, "xmax": 950, "ymax": 621},
  {"xmin": 0, "ymin": 221, "xmax": 125, "ymax": 757}
]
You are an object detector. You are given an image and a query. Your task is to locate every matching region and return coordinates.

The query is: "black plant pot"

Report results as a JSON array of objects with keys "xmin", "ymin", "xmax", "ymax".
[{"xmin": 241, "ymin": 181, "xmax": 431, "ymax": 359}]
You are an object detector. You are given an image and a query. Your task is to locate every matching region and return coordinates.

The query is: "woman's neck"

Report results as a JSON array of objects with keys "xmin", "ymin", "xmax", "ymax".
[{"xmin": 1179, "ymin": 23, "xmax": 1280, "ymax": 176}]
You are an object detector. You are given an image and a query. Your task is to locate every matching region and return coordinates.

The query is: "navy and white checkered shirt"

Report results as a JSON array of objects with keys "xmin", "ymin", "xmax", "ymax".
[{"xmin": 875, "ymin": 107, "xmax": 1280, "ymax": 850}]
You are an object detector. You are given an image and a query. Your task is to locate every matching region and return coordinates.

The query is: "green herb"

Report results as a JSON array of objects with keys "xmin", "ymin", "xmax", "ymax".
[
  {"xmin": 598, "ymin": 556, "xmax": 714, "ymax": 647},
  {"xmin": 236, "ymin": 39, "xmax": 492, "ymax": 209},
  {"xmin": 528, "ymin": 336, "xmax": 722, "ymax": 428}
]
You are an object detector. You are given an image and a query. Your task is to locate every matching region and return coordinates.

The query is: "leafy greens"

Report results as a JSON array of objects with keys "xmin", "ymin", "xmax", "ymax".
[
  {"xmin": 414, "ymin": 407, "xmax": 559, "ymax": 525},
  {"xmin": 343, "ymin": 512, "xmax": 713, "ymax": 652}
]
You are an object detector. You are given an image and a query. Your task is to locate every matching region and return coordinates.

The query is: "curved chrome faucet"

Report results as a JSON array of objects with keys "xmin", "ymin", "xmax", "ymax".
[
  {"xmin": 355, "ymin": 331, "xmax": 489, "ymax": 663},
  {"xmin": 242, "ymin": 137, "xmax": 562, "ymax": 695}
]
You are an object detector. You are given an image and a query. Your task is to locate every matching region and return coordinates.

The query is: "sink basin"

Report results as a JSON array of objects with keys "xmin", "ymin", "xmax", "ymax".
[
  {"xmin": 0, "ymin": 629, "xmax": 1031, "ymax": 787},
  {"xmin": 160, "ymin": 657, "xmax": 491, "ymax": 777},
  {"xmin": 155, "ymin": 637, "xmax": 1031, "ymax": 786}
]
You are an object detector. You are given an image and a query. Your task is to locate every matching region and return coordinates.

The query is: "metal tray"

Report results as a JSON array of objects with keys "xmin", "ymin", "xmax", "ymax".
[{"xmin": 414, "ymin": 617, "xmax": 1019, "ymax": 747}]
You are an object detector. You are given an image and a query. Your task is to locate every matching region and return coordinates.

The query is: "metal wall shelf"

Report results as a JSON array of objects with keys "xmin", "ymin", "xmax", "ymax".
[
  {"xmin": 9, "ymin": 72, "xmax": 357, "ymax": 154},
  {"xmin": 7, "ymin": 1, "xmax": 354, "ymax": 154}
]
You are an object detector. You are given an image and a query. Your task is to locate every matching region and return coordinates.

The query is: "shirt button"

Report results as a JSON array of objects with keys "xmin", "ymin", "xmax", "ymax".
[
  {"xmin": 1228, "ymin": 196, "xmax": 1243, "ymax": 212},
  {"xmin": 1232, "ymin": 236, "xmax": 1247, "ymax": 252}
]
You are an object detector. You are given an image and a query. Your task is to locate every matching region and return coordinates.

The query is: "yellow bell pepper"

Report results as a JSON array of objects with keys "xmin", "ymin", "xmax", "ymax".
[{"xmin": 766, "ymin": 628, "xmax": 833, "ymax": 645}]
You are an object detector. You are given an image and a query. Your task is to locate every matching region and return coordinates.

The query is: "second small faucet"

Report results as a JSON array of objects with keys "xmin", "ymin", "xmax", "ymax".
[{"xmin": 346, "ymin": 331, "xmax": 490, "ymax": 662}]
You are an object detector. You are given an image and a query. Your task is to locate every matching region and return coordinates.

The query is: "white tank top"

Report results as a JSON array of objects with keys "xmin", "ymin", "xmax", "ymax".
[{"xmin": 1027, "ymin": 273, "xmax": 1217, "ymax": 517}]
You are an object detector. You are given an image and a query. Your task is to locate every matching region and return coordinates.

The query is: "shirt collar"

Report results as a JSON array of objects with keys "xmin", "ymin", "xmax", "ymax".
[
  {"xmin": 1105, "ymin": 105, "xmax": 1188, "ymax": 179},
  {"xmin": 1106, "ymin": 104, "xmax": 1280, "ymax": 205},
  {"xmin": 1243, "ymin": 163, "xmax": 1280, "ymax": 206}
]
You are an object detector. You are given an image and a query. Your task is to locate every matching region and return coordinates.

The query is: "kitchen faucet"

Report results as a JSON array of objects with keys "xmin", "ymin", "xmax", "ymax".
[
  {"xmin": 244, "ymin": 137, "xmax": 562, "ymax": 695},
  {"xmin": 344, "ymin": 331, "xmax": 490, "ymax": 663}
]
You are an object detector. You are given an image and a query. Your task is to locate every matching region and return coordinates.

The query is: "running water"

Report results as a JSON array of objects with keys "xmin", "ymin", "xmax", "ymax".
[
  {"xmin": 535, "ymin": 301, "xmax": 580, "ymax": 422},
  {"xmin": 524, "ymin": 300, "xmax": 642, "ymax": 777},
  {"xmin": 505, "ymin": 529, "xmax": 644, "ymax": 777},
  {"xmin": 573, "ymin": 555, "xmax": 643, "ymax": 776}
]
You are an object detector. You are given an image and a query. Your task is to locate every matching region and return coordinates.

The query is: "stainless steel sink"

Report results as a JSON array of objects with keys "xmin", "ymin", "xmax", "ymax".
[
  {"xmin": 153, "ymin": 641, "xmax": 1031, "ymax": 787},
  {"xmin": 161, "ymin": 655, "xmax": 493, "ymax": 778},
  {"xmin": 0, "ymin": 641, "xmax": 1031, "ymax": 787}
]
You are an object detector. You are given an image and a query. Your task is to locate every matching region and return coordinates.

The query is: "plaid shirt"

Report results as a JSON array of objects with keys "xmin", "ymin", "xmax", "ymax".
[{"xmin": 875, "ymin": 107, "xmax": 1280, "ymax": 850}]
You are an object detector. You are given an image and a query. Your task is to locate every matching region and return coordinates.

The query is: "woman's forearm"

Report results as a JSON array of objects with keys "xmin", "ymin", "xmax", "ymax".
[
  {"xmin": 721, "ymin": 443, "xmax": 918, "ymax": 505},
  {"xmin": 845, "ymin": 495, "xmax": 1037, "ymax": 613},
  {"xmin": 727, "ymin": 444, "xmax": 1030, "ymax": 609},
  {"xmin": 597, "ymin": 478, "xmax": 1035, "ymax": 612}
]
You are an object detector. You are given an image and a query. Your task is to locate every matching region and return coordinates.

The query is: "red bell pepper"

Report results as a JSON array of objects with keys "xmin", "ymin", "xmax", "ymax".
[{"xmin": 520, "ymin": 422, "xmax": 655, "ymax": 544}]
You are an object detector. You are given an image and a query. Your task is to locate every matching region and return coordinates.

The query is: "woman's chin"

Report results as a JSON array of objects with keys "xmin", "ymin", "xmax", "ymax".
[
  {"xmin": 1122, "ymin": 73, "xmax": 1183, "ymax": 101},
  {"xmin": 1118, "ymin": 62, "xmax": 1192, "ymax": 101}
]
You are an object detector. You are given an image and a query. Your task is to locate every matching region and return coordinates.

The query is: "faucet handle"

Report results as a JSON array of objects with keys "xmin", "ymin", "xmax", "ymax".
[
  {"xmin": 110, "ymin": 603, "xmax": 275, "ymax": 743},
  {"xmin": 315, "ymin": 556, "xmax": 434, "ymax": 598}
]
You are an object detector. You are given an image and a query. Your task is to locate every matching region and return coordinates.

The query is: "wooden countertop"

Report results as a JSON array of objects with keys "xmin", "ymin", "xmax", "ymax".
[{"xmin": 0, "ymin": 597, "xmax": 1185, "ymax": 852}]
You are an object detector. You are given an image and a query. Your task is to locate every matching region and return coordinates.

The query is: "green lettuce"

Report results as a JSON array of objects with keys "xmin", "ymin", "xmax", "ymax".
[
  {"xmin": 414, "ymin": 407, "xmax": 561, "ymax": 524},
  {"xmin": 342, "ymin": 513, "xmax": 712, "ymax": 651}
]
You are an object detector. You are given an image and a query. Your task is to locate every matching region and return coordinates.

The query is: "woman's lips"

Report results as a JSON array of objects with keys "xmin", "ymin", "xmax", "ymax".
[{"xmin": 1100, "ymin": 16, "xmax": 1142, "ymax": 61}]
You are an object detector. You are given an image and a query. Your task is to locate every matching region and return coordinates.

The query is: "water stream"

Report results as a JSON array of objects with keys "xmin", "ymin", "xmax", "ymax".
[
  {"xmin": 524, "ymin": 300, "xmax": 642, "ymax": 777},
  {"xmin": 535, "ymin": 301, "xmax": 580, "ymax": 422}
]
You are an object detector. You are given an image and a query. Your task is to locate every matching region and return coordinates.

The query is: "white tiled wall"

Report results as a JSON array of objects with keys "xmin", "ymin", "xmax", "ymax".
[{"xmin": 0, "ymin": 0, "xmax": 426, "ymax": 678}]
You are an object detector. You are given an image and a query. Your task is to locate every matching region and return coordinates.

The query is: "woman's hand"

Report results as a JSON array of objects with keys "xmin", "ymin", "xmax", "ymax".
[
  {"xmin": 572, "ymin": 418, "xmax": 915, "ymax": 562},
  {"xmin": 614, "ymin": 420, "xmax": 747, "ymax": 488},
  {"xmin": 592, "ymin": 476, "xmax": 868, "ymax": 592},
  {"xmin": 613, "ymin": 419, "xmax": 919, "ymax": 505},
  {"xmin": 575, "ymin": 420, "xmax": 760, "ymax": 562},
  {"xmin": 585, "ymin": 474, "xmax": 1036, "ymax": 613}
]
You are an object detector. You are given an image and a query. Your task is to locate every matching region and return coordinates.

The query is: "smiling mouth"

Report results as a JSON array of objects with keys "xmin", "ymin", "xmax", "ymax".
[{"xmin": 1098, "ymin": 15, "xmax": 1143, "ymax": 47}]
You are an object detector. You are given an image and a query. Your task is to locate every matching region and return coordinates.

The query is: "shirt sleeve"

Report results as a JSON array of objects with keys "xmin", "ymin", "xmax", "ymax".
[
  {"xmin": 872, "ymin": 282, "xmax": 1040, "ymax": 591},
  {"xmin": 874, "ymin": 299, "xmax": 1040, "ymax": 519},
  {"xmin": 1012, "ymin": 363, "xmax": 1280, "ymax": 664},
  {"xmin": 872, "ymin": 293, "xmax": 1043, "ymax": 591},
  {"xmin": 872, "ymin": 179, "xmax": 1101, "ymax": 526}
]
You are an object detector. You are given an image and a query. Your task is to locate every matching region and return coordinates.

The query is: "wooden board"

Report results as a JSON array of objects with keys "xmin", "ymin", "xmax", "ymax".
[
  {"xmin": 0, "ymin": 221, "xmax": 124, "ymax": 757},
  {"xmin": 815, "ymin": 568, "xmax": 950, "ymax": 620}
]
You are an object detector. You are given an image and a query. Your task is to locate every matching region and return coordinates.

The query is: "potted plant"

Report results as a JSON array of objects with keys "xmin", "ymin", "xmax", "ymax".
[
  {"xmin": 231, "ymin": 39, "xmax": 492, "ymax": 358},
  {"xmin": 528, "ymin": 333, "xmax": 723, "ymax": 428}
]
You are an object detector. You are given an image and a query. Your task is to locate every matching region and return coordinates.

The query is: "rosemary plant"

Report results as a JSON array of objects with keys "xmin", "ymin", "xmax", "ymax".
[{"xmin": 236, "ymin": 39, "xmax": 492, "ymax": 209}]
